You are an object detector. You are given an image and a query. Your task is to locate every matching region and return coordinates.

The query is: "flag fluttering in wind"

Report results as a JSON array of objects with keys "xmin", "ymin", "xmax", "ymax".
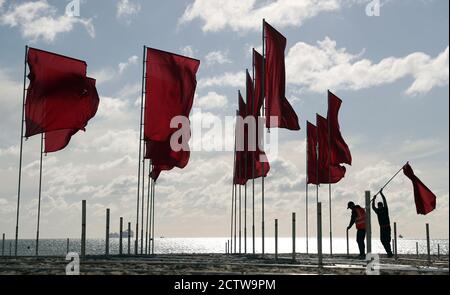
[
  {"xmin": 143, "ymin": 48, "xmax": 200, "ymax": 180},
  {"xmin": 25, "ymin": 48, "xmax": 99, "ymax": 152},
  {"xmin": 234, "ymin": 92, "xmax": 248, "ymax": 185},
  {"xmin": 327, "ymin": 90, "xmax": 352, "ymax": 166},
  {"xmin": 316, "ymin": 114, "xmax": 346, "ymax": 184},
  {"xmin": 252, "ymin": 50, "xmax": 264, "ymax": 116},
  {"xmin": 306, "ymin": 121, "xmax": 318, "ymax": 185},
  {"xmin": 264, "ymin": 21, "xmax": 300, "ymax": 131},
  {"xmin": 403, "ymin": 162, "xmax": 437, "ymax": 215}
]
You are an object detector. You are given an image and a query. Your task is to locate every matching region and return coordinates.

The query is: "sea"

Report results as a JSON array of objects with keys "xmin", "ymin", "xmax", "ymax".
[{"xmin": 1, "ymin": 237, "xmax": 448, "ymax": 257}]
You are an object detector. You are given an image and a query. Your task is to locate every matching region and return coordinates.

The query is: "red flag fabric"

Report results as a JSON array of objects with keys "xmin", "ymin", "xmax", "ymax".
[
  {"xmin": 25, "ymin": 48, "xmax": 99, "ymax": 139},
  {"xmin": 264, "ymin": 21, "xmax": 300, "ymax": 131},
  {"xmin": 145, "ymin": 140, "xmax": 190, "ymax": 169},
  {"xmin": 144, "ymin": 48, "xmax": 200, "ymax": 142},
  {"xmin": 45, "ymin": 129, "xmax": 78, "ymax": 153},
  {"xmin": 316, "ymin": 114, "xmax": 346, "ymax": 184},
  {"xmin": 151, "ymin": 164, "xmax": 173, "ymax": 181},
  {"xmin": 403, "ymin": 163, "xmax": 437, "ymax": 215},
  {"xmin": 252, "ymin": 50, "xmax": 264, "ymax": 116},
  {"xmin": 44, "ymin": 78, "xmax": 99, "ymax": 153},
  {"xmin": 234, "ymin": 93, "xmax": 247, "ymax": 185},
  {"xmin": 307, "ymin": 122, "xmax": 318, "ymax": 185},
  {"xmin": 328, "ymin": 90, "xmax": 352, "ymax": 165},
  {"xmin": 144, "ymin": 48, "xmax": 200, "ymax": 180}
]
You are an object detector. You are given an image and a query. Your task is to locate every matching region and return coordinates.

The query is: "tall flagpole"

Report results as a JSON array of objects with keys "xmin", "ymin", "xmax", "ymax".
[
  {"xmin": 244, "ymin": 74, "xmax": 249, "ymax": 255},
  {"xmin": 15, "ymin": 45, "xmax": 28, "ymax": 256},
  {"xmin": 251, "ymin": 51, "xmax": 256, "ymax": 255},
  {"xmin": 145, "ymin": 162, "xmax": 151, "ymax": 255},
  {"xmin": 261, "ymin": 18, "xmax": 266, "ymax": 256},
  {"xmin": 149, "ymin": 174, "xmax": 154, "ymax": 253},
  {"xmin": 35, "ymin": 133, "xmax": 44, "ymax": 256},
  {"xmin": 327, "ymin": 97, "xmax": 333, "ymax": 256},
  {"xmin": 136, "ymin": 45, "xmax": 146, "ymax": 255},
  {"xmin": 231, "ymin": 113, "xmax": 237, "ymax": 254},
  {"xmin": 305, "ymin": 122, "xmax": 309, "ymax": 254},
  {"xmin": 234, "ymin": 183, "xmax": 237, "ymax": 253},
  {"xmin": 141, "ymin": 157, "xmax": 145, "ymax": 254},
  {"xmin": 237, "ymin": 99, "xmax": 242, "ymax": 255},
  {"xmin": 151, "ymin": 179, "xmax": 155, "ymax": 254}
]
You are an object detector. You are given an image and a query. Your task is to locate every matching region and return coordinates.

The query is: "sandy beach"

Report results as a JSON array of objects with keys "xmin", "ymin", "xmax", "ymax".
[{"xmin": 0, "ymin": 253, "xmax": 448, "ymax": 275}]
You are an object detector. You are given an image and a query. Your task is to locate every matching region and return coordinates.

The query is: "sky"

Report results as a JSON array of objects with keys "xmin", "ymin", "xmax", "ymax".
[{"xmin": 0, "ymin": 0, "xmax": 448, "ymax": 241}]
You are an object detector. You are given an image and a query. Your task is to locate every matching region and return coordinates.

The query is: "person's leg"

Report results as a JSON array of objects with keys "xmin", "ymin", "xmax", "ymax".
[
  {"xmin": 381, "ymin": 227, "xmax": 393, "ymax": 256},
  {"xmin": 357, "ymin": 229, "xmax": 366, "ymax": 257}
]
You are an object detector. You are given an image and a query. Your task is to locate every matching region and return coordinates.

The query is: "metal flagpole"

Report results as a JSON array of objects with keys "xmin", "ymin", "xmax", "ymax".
[
  {"xmin": 35, "ymin": 133, "xmax": 44, "ymax": 256},
  {"xmin": 305, "ymin": 123, "xmax": 309, "ymax": 254},
  {"xmin": 15, "ymin": 45, "xmax": 28, "ymax": 256},
  {"xmin": 244, "ymin": 80, "xmax": 249, "ymax": 254},
  {"xmin": 231, "ymin": 113, "xmax": 237, "ymax": 254},
  {"xmin": 261, "ymin": 18, "xmax": 266, "ymax": 257},
  {"xmin": 136, "ymin": 45, "xmax": 146, "ymax": 255},
  {"xmin": 237, "ymin": 98, "xmax": 242, "ymax": 255},
  {"xmin": 251, "ymin": 51, "xmax": 256, "ymax": 255},
  {"xmin": 141, "ymin": 157, "xmax": 145, "ymax": 254},
  {"xmin": 149, "ymin": 175, "xmax": 154, "ymax": 253},
  {"xmin": 151, "ymin": 178, "xmax": 155, "ymax": 254},
  {"xmin": 328, "ymin": 111, "xmax": 333, "ymax": 256},
  {"xmin": 230, "ymin": 158, "xmax": 235, "ymax": 254},
  {"xmin": 234, "ymin": 182, "xmax": 237, "ymax": 253},
  {"xmin": 239, "ymin": 184, "xmax": 242, "ymax": 254},
  {"xmin": 145, "ymin": 161, "xmax": 151, "ymax": 255}
]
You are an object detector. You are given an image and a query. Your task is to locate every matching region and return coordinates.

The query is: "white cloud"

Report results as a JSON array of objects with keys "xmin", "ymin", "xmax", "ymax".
[
  {"xmin": 198, "ymin": 71, "xmax": 245, "ymax": 89},
  {"xmin": 195, "ymin": 91, "xmax": 228, "ymax": 110},
  {"xmin": 0, "ymin": 0, "xmax": 94, "ymax": 42},
  {"xmin": 205, "ymin": 50, "xmax": 232, "ymax": 66},
  {"xmin": 286, "ymin": 37, "xmax": 449, "ymax": 95},
  {"xmin": 180, "ymin": 45, "xmax": 196, "ymax": 58},
  {"xmin": 118, "ymin": 55, "xmax": 139, "ymax": 74},
  {"xmin": 91, "ymin": 55, "xmax": 140, "ymax": 85},
  {"xmin": 179, "ymin": 0, "xmax": 343, "ymax": 32},
  {"xmin": 117, "ymin": 0, "xmax": 141, "ymax": 20}
]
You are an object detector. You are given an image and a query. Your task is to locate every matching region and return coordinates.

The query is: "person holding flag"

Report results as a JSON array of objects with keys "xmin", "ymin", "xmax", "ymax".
[{"xmin": 372, "ymin": 189, "xmax": 394, "ymax": 258}]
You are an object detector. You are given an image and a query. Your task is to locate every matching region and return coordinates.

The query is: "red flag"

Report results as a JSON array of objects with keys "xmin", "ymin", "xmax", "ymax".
[
  {"xmin": 252, "ymin": 50, "xmax": 264, "ymax": 116},
  {"xmin": 307, "ymin": 122, "xmax": 318, "ymax": 185},
  {"xmin": 234, "ymin": 93, "xmax": 247, "ymax": 185},
  {"xmin": 44, "ymin": 78, "xmax": 99, "ymax": 153},
  {"xmin": 328, "ymin": 90, "xmax": 352, "ymax": 165},
  {"xmin": 317, "ymin": 114, "xmax": 346, "ymax": 184},
  {"xmin": 264, "ymin": 21, "xmax": 300, "ymax": 131},
  {"xmin": 25, "ymin": 48, "xmax": 99, "ymax": 139},
  {"xmin": 144, "ymin": 48, "xmax": 200, "ymax": 142},
  {"xmin": 403, "ymin": 163, "xmax": 437, "ymax": 215},
  {"xmin": 145, "ymin": 140, "xmax": 190, "ymax": 169},
  {"xmin": 144, "ymin": 48, "xmax": 200, "ymax": 180},
  {"xmin": 45, "ymin": 129, "xmax": 78, "ymax": 153},
  {"xmin": 151, "ymin": 164, "xmax": 173, "ymax": 181}
]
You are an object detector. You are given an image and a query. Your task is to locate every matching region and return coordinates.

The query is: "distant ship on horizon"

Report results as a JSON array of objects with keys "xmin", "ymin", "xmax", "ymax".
[{"xmin": 109, "ymin": 229, "xmax": 134, "ymax": 239}]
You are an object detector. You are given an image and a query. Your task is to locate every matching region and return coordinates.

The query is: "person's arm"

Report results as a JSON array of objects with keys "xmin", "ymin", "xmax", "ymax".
[
  {"xmin": 380, "ymin": 191, "xmax": 388, "ymax": 211},
  {"xmin": 347, "ymin": 210, "xmax": 356, "ymax": 230},
  {"xmin": 372, "ymin": 197, "xmax": 377, "ymax": 212}
]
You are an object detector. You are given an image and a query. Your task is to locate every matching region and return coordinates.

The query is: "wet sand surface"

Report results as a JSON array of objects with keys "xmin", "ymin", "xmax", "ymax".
[{"xmin": 0, "ymin": 254, "xmax": 448, "ymax": 275}]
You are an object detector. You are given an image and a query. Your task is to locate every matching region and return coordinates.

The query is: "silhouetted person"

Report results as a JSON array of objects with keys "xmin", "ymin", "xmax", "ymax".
[
  {"xmin": 347, "ymin": 201, "xmax": 366, "ymax": 259},
  {"xmin": 372, "ymin": 189, "xmax": 393, "ymax": 258}
]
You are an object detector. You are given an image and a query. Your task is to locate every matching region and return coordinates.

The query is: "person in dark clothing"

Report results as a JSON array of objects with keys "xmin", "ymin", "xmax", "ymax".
[
  {"xmin": 372, "ymin": 189, "xmax": 394, "ymax": 258},
  {"xmin": 347, "ymin": 201, "xmax": 366, "ymax": 259}
]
